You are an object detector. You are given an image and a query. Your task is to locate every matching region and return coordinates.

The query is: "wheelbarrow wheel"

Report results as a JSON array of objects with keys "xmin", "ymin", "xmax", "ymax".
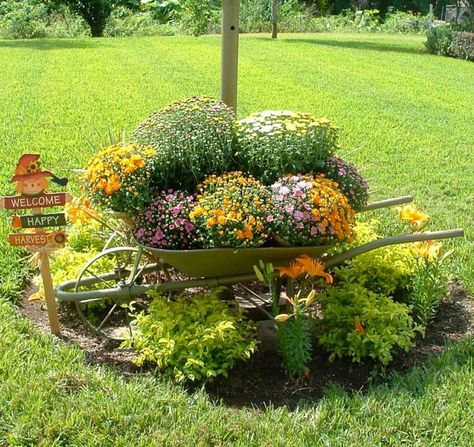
[{"xmin": 73, "ymin": 246, "xmax": 156, "ymax": 340}]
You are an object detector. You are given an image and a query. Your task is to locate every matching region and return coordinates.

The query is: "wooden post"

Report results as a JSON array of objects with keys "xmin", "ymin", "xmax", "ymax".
[
  {"xmin": 271, "ymin": 0, "xmax": 278, "ymax": 39},
  {"xmin": 40, "ymin": 253, "xmax": 61, "ymax": 334},
  {"xmin": 221, "ymin": 0, "xmax": 240, "ymax": 112}
]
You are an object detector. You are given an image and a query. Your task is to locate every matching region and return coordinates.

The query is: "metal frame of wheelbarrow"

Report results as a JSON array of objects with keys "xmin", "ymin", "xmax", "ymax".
[{"xmin": 55, "ymin": 195, "xmax": 464, "ymax": 337}]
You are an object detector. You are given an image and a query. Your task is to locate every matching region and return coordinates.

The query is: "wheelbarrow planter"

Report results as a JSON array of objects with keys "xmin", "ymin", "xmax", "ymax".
[{"xmin": 55, "ymin": 195, "xmax": 464, "ymax": 338}]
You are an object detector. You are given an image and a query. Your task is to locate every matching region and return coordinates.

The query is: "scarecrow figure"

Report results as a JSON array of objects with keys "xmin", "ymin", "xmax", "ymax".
[
  {"xmin": 0, "ymin": 154, "xmax": 70, "ymax": 227},
  {"xmin": 11, "ymin": 154, "xmax": 68, "ymax": 196}
]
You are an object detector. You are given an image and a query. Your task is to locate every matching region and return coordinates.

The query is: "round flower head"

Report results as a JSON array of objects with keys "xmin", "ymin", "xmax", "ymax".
[
  {"xmin": 236, "ymin": 110, "xmax": 338, "ymax": 184},
  {"xmin": 189, "ymin": 172, "xmax": 271, "ymax": 248},
  {"xmin": 321, "ymin": 156, "xmax": 369, "ymax": 211},
  {"xmin": 268, "ymin": 174, "xmax": 355, "ymax": 246},
  {"xmin": 133, "ymin": 96, "xmax": 235, "ymax": 192},
  {"xmin": 82, "ymin": 143, "xmax": 156, "ymax": 216},
  {"xmin": 134, "ymin": 190, "xmax": 197, "ymax": 249}
]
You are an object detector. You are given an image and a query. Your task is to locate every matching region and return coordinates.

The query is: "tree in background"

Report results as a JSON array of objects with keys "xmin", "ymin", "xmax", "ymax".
[{"xmin": 47, "ymin": 0, "xmax": 139, "ymax": 37}]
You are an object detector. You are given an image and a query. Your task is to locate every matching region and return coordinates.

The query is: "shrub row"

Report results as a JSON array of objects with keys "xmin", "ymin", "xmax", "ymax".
[
  {"xmin": 426, "ymin": 25, "xmax": 474, "ymax": 62},
  {"xmin": 0, "ymin": 0, "xmax": 432, "ymax": 40}
]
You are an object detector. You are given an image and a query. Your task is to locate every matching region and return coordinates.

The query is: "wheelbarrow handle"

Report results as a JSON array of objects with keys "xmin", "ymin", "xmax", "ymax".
[
  {"xmin": 361, "ymin": 195, "xmax": 413, "ymax": 212},
  {"xmin": 325, "ymin": 228, "xmax": 465, "ymax": 268}
]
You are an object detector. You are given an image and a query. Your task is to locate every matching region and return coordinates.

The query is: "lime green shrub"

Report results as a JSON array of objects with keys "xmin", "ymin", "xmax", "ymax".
[
  {"xmin": 235, "ymin": 110, "xmax": 338, "ymax": 184},
  {"xmin": 125, "ymin": 292, "xmax": 257, "ymax": 382},
  {"xmin": 133, "ymin": 96, "xmax": 236, "ymax": 192},
  {"xmin": 316, "ymin": 282, "xmax": 420, "ymax": 366},
  {"xmin": 334, "ymin": 245, "xmax": 414, "ymax": 298}
]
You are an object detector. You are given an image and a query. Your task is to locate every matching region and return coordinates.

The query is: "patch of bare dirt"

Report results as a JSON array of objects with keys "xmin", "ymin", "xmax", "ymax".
[{"xmin": 19, "ymin": 282, "xmax": 473, "ymax": 408}]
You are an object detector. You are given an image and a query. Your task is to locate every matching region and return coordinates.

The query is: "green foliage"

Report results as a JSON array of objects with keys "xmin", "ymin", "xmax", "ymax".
[
  {"xmin": 1, "ymin": 298, "xmax": 474, "ymax": 445},
  {"xmin": 236, "ymin": 111, "xmax": 338, "ymax": 184},
  {"xmin": 0, "ymin": 0, "xmax": 48, "ymax": 38},
  {"xmin": 133, "ymin": 96, "xmax": 236, "ymax": 192},
  {"xmin": 382, "ymin": 8, "xmax": 429, "ymax": 33},
  {"xmin": 426, "ymin": 24, "xmax": 454, "ymax": 55},
  {"xmin": 46, "ymin": 7, "xmax": 90, "ymax": 37},
  {"xmin": 0, "ymin": 33, "xmax": 473, "ymax": 445},
  {"xmin": 60, "ymin": 0, "xmax": 114, "ymax": 37},
  {"xmin": 317, "ymin": 282, "xmax": 420, "ymax": 366},
  {"xmin": 335, "ymin": 243, "xmax": 414, "ymax": 298},
  {"xmin": 408, "ymin": 252, "xmax": 450, "ymax": 327},
  {"xmin": 449, "ymin": 31, "xmax": 474, "ymax": 61},
  {"xmin": 426, "ymin": 25, "xmax": 474, "ymax": 62},
  {"xmin": 277, "ymin": 315, "xmax": 312, "ymax": 377},
  {"xmin": 125, "ymin": 292, "xmax": 257, "ymax": 382},
  {"xmin": 104, "ymin": 6, "xmax": 180, "ymax": 36}
]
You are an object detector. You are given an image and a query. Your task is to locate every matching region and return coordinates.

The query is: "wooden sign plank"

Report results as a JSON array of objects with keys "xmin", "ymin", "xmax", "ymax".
[
  {"xmin": 2, "ymin": 192, "xmax": 68, "ymax": 210},
  {"xmin": 19, "ymin": 213, "xmax": 66, "ymax": 229},
  {"xmin": 9, "ymin": 231, "xmax": 66, "ymax": 247}
]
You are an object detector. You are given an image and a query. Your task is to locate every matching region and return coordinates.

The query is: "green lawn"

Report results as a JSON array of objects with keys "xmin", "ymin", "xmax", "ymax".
[{"xmin": 0, "ymin": 33, "xmax": 473, "ymax": 445}]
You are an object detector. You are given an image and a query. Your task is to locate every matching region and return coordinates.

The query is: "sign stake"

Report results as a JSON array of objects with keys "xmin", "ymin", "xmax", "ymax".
[{"xmin": 39, "ymin": 251, "xmax": 61, "ymax": 334}]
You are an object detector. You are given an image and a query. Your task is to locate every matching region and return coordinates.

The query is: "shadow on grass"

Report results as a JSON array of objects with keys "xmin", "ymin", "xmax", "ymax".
[
  {"xmin": 0, "ymin": 39, "xmax": 102, "ymax": 51},
  {"xmin": 281, "ymin": 37, "xmax": 426, "ymax": 56}
]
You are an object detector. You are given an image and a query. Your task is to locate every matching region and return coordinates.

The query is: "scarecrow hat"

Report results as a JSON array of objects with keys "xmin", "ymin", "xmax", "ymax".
[{"xmin": 10, "ymin": 154, "xmax": 68, "ymax": 186}]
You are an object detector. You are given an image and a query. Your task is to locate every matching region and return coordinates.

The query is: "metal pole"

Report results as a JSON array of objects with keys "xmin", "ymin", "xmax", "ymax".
[
  {"xmin": 271, "ymin": 0, "xmax": 278, "ymax": 39},
  {"xmin": 429, "ymin": 4, "xmax": 434, "ymax": 30},
  {"xmin": 221, "ymin": 0, "xmax": 240, "ymax": 112}
]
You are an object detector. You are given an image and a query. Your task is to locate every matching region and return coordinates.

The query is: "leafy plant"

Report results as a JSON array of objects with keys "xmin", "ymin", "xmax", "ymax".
[
  {"xmin": 408, "ymin": 242, "xmax": 451, "ymax": 328},
  {"xmin": 426, "ymin": 25, "xmax": 454, "ymax": 55},
  {"xmin": 449, "ymin": 31, "xmax": 474, "ymax": 61},
  {"xmin": 0, "ymin": 0, "xmax": 48, "ymax": 38},
  {"xmin": 133, "ymin": 96, "xmax": 236, "ymax": 192},
  {"xmin": 334, "ymin": 244, "xmax": 415, "ymax": 299},
  {"xmin": 124, "ymin": 292, "xmax": 257, "ymax": 382},
  {"xmin": 275, "ymin": 300, "xmax": 313, "ymax": 378},
  {"xmin": 236, "ymin": 110, "xmax": 338, "ymax": 184},
  {"xmin": 316, "ymin": 282, "xmax": 420, "ymax": 366},
  {"xmin": 104, "ymin": 6, "xmax": 180, "ymax": 37},
  {"xmin": 256, "ymin": 256, "xmax": 333, "ymax": 377},
  {"xmin": 32, "ymin": 245, "xmax": 114, "ymax": 302}
]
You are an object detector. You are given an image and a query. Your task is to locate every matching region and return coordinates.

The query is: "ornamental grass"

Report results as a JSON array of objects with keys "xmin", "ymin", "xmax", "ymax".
[
  {"xmin": 82, "ymin": 143, "xmax": 156, "ymax": 216},
  {"xmin": 189, "ymin": 172, "xmax": 271, "ymax": 248},
  {"xmin": 235, "ymin": 110, "xmax": 338, "ymax": 184},
  {"xmin": 133, "ymin": 96, "xmax": 236, "ymax": 192},
  {"xmin": 268, "ymin": 174, "xmax": 355, "ymax": 246}
]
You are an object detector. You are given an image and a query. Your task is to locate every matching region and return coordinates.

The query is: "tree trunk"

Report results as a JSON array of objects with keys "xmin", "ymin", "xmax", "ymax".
[
  {"xmin": 271, "ymin": 0, "xmax": 278, "ymax": 39},
  {"xmin": 89, "ymin": 19, "xmax": 105, "ymax": 37}
]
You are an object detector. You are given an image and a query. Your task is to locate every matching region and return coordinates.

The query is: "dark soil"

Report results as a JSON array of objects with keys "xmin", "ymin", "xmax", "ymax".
[{"xmin": 19, "ymin": 282, "xmax": 474, "ymax": 409}]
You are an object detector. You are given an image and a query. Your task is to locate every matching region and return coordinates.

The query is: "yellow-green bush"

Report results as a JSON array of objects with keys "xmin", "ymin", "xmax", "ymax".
[{"xmin": 125, "ymin": 292, "xmax": 257, "ymax": 382}]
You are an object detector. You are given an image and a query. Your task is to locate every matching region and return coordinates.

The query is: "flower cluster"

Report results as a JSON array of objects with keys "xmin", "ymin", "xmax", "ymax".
[
  {"xmin": 65, "ymin": 196, "xmax": 99, "ymax": 225},
  {"xmin": 321, "ymin": 156, "xmax": 369, "ymax": 211},
  {"xmin": 268, "ymin": 174, "xmax": 355, "ymax": 246},
  {"xmin": 134, "ymin": 190, "xmax": 197, "ymax": 250},
  {"xmin": 189, "ymin": 172, "xmax": 271, "ymax": 248},
  {"xmin": 236, "ymin": 110, "xmax": 338, "ymax": 183},
  {"xmin": 399, "ymin": 203, "xmax": 429, "ymax": 231},
  {"xmin": 133, "ymin": 96, "xmax": 235, "ymax": 192},
  {"xmin": 82, "ymin": 143, "xmax": 156, "ymax": 216}
]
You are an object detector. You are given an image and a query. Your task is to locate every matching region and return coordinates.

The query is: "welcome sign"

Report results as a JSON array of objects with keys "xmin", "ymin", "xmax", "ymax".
[{"xmin": 0, "ymin": 153, "xmax": 71, "ymax": 334}]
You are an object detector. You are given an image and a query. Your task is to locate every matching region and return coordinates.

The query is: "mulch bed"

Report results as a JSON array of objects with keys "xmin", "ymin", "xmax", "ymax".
[{"xmin": 18, "ymin": 282, "xmax": 473, "ymax": 409}]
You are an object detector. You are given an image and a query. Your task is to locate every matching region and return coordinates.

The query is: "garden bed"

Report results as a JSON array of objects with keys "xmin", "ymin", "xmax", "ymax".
[{"xmin": 19, "ymin": 282, "xmax": 473, "ymax": 409}]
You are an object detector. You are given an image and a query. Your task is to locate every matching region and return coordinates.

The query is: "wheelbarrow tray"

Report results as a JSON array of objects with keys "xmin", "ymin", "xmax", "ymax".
[{"xmin": 140, "ymin": 243, "xmax": 330, "ymax": 277}]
